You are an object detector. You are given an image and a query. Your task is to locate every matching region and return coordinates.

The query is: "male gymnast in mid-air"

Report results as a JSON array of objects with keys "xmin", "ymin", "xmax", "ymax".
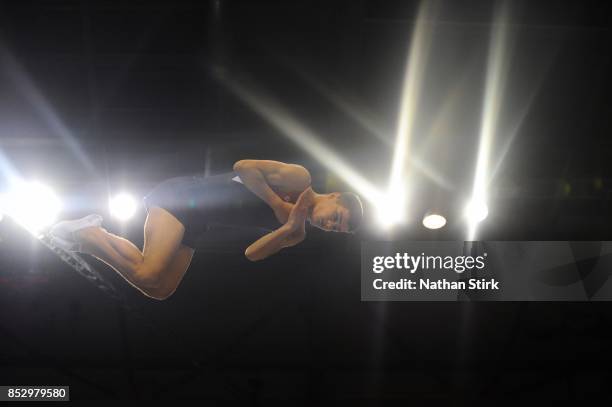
[{"xmin": 49, "ymin": 160, "xmax": 363, "ymax": 300}]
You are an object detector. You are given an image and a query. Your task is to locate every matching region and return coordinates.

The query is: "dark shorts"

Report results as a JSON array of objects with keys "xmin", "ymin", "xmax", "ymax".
[{"xmin": 142, "ymin": 174, "xmax": 209, "ymax": 248}]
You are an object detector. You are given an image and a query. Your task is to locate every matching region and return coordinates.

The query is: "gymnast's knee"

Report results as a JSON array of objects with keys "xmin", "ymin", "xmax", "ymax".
[
  {"xmin": 133, "ymin": 265, "xmax": 165, "ymax": 290},
  {"xmin": 133, "ymin": 266, "xmax": 177, "ymax": 300},
  {"xmin": 143, "ymin": 285, "xmax": 176, "ymax": 301}
]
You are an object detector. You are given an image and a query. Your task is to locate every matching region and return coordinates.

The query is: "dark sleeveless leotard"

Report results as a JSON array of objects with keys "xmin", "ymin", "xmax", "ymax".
[{"xmin": 143, "ymin": 171, "xmax": 280, "ymax": 248}]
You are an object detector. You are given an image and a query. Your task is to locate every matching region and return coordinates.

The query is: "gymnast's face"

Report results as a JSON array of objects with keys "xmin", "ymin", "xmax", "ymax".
[{"xmin": 309, "ymin": 193, "xmax": 350, "ymax": 233}]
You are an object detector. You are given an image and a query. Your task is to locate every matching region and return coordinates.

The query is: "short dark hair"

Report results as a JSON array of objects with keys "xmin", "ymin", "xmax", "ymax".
[{"xmin": 337, "ymin": 192, "xmax": 363, "ymax": 233}]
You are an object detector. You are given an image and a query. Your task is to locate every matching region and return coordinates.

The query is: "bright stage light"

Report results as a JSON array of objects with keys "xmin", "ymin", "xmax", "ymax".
[
  {"xmin": 109, "ymin": 193, "xmax": 137, "ymax": 221},
  {"xmin": 423, "ymin": 213, "xmax": 446, "ymax": 230},
  {"xmin": 465, "ymin": 200, "xmax": 489, "ymax": 224},
  {"xmin": 376, "ymin": 188, "xmax": 407, "ymax": 229},
  {"xmin": 0, "ymin": 181, "xmax": 62, "ymax": 234}
]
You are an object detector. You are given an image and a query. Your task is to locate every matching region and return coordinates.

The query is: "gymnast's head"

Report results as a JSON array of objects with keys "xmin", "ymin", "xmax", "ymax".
[{"xmin": 309, "ymin": 191, "xmax": 363, "ymax": 233}]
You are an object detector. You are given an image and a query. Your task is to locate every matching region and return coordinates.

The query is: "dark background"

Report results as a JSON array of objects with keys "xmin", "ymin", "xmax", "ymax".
[{"xmin": 0, "ymin": 0, "xmax": 611, "ymax": 403}]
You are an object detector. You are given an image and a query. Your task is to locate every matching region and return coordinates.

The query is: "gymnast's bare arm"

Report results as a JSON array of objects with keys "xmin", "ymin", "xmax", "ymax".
[
  {"xmin": 233, "ymin": 159, "xmax": 311, "ymax": 224},
  {"xmin": 244, "ymin": 187, "xmax": 314, "ymax": 261}
]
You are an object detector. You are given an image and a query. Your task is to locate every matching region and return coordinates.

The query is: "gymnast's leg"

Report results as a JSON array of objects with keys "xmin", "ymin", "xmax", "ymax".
[{"xmin": 75, "ymin": 207, "xmax": 194, "ymax": 300}]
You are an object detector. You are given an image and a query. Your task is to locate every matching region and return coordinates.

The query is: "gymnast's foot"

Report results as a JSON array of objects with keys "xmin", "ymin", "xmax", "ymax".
[{"xmin": 48, "ymin": 214, "xmax": 103, "ymax": 252}]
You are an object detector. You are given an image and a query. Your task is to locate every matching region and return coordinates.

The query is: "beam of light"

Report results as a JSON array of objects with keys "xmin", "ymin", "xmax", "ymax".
[
  {"xmin": 0, "ymin": 150, "xmax": 22, "ymax": 187},
  {"xmin": 109, "ymin": 192, "xmax": 138, "ymax": 221},
  {"xmin": 284, "ymin": 61, "xmax": 453, "ymax": 191},
  {"xmin": 467, "ymin": 1, "xmax": 511, "ymax": 240},
  {"xmin": 214, "ymin": 71, "xmax": 383, "ymax": 205},
  {"xmin": 288, "ymin": 62, "xmax": 394, "ymax": 144},
  {"xmin": 485, "ymin": 99, "xmax": 528, "ymax": 186},
  {"xmin": 0, "ymin": 45, "xmax": 96, "ymax": 174},
  {"xmin": 383, "ymin": 0, "xmax": 437, "ymax": 227},
  {"xmin": 422, "ymin": 212, "xmax": 446, "ymax": 230},
  {"xmin": 412, "ymin": 70, "xmax": 472, "ymax": 191},
  {"xmin": 0, "ymin": 181, "xmax": 62, "ymax": 235},
  {"xmin": 487, "ymin": 47, "xmax": 558, "ymax": 185}
]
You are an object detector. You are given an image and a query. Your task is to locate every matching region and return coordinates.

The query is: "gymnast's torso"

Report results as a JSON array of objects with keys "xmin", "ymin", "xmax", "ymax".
[{"xmin": 143, "ymin": 171, "xmax": 298, "ymax": 247}]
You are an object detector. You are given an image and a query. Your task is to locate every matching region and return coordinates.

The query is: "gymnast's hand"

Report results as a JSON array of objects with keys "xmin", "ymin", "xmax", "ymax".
[
  {"xmin": 283, "ymin": 187, "xmax": 314, "ymax": 245},
  {"xmin": 288, "ymin": 187, "xmax": 314, "ymax": 225}
]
